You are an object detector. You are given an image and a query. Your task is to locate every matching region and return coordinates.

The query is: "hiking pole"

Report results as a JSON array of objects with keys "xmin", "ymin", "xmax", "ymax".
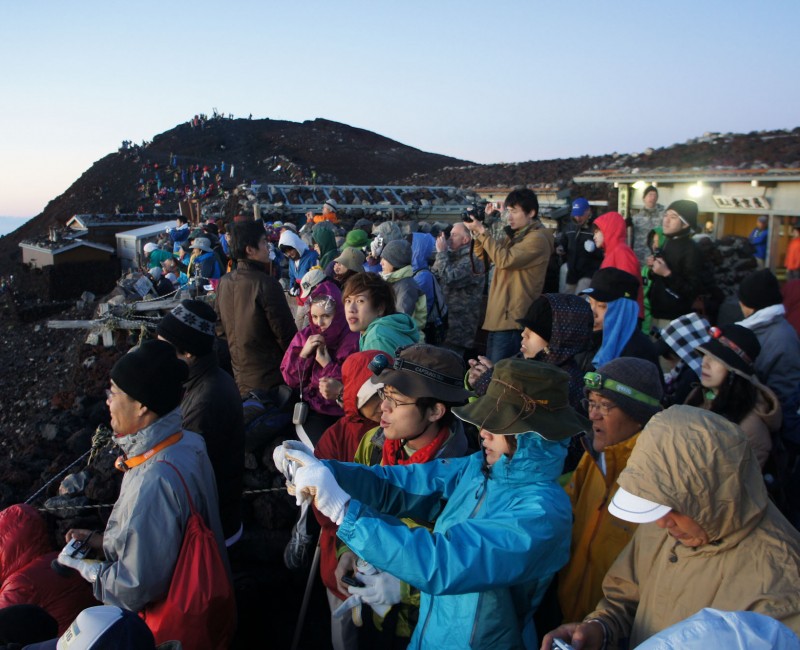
[{"xmin": 290, "ymin": 536, "xmax": 321, "ymax": 650}]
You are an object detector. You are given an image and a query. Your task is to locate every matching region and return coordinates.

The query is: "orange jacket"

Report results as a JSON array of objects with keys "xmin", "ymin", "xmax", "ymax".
[
  {"xmin": 558, "ymin": 433, "xmax": 640, "ymax": 622},
  {"xmin": 785, "ymin": 238, "xmax": 800, "ymax": 271}
]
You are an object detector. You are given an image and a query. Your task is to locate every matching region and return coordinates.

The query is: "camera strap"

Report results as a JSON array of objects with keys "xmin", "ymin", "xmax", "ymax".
[{"xmin": 115, "ymin": 431, "xmax": 183, "ymax": 472}]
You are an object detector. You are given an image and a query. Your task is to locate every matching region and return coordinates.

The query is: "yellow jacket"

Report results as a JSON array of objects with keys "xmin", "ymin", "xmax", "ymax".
[{"xmin": 558, "ymin": 433, "xmax": 639, "ymax": 622}]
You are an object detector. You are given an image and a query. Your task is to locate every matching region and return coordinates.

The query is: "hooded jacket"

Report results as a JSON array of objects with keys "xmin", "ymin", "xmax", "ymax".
[
  {"xmin": 0, "ymin": 504, "xmax": 98, "ymax": 633},
  {"xmin": 313, "ymin": 352, "xmax": 384, "ymax": 600},
  {"xmin": 586, "ymin": 406, "xmax": 800, "ymax": 646},
  {"xmin": 215, "ymin": 258, "xmax": 297, "ymax": 396},
  {"xmin": 95, "ymin": 409, "xmax": 230, "ymax": 614},
  {"xmin": 329, "ymin": 432, "xmax": 572, "ymax": 649},
  {"xmin": 558, "ymin": 432, "xmax": 640, "ymax": 622},
  {"xmin": 360, "ymin": 312, "xmax": 420, "ymax": 355},
  {"xmin": 279, "ymin": 230, "xmax": 319, "ymax": 287},
  {"xmin": 473, "ymin": 221, "xmax": 554, "ymax": 332},
  {"xmin": 280, "ymin": 284, "xmax": 360, "ymax": 416},
  {"xmin": 383, "ymin": 264, "xmax": 428, "ymax": 332},
  {"xmin": 312, "ymin": 224, "xmax": 339, "ymax": 269},
  {"xmin": 594, "ymin": 212, "xmax": 640, "ymax": 278},
  {"xmin": 685, "ymin": 378, "xmax": 781, "ymax": 469},
  {"xmin": 412, "ymin": 233, "xmax": 447, "ymax": 327},
  {"xmin": 559, "ymin": 219, "xmax": 603, "ymax": 284}
]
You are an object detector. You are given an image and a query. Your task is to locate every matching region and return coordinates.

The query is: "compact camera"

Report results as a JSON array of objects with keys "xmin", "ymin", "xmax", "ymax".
[
  {"xmin": 51, "ymin": 536, "xmax": 93, "ymax": 577},
  {"xmin": 292, "ymin": 401, "xmax": 309, "ymax": 425}
]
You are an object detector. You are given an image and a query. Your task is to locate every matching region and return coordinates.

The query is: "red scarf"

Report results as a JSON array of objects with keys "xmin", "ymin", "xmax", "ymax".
[{"xmin": 382, "ymin": 424, "xmax": 450, "ymax": 466}]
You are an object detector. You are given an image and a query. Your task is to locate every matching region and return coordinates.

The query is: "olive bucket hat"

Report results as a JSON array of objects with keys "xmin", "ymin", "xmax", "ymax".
[{"xmin": 453, "ymin": 358, "xmax": 590, "ymax": 440}]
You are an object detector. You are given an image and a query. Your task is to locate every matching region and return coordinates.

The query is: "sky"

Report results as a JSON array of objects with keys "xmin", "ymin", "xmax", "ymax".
[{"xmin": 1, "ymin": 0, "xmax": 799, "ymax": 225}]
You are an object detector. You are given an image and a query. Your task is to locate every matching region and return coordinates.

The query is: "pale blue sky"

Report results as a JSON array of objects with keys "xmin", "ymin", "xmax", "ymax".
[{"xmin": 1, "ymin": 0, "xmax": 798, "ymax": 220}]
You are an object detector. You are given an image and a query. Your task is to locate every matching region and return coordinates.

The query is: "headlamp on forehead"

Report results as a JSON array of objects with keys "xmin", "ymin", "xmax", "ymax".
[
  {"xmin": 583, "ymin": 372, "xmax": 661, "ymax": 407},
  {"xmin": 369, "ymin": 354, "xmax": 390, "ymax": 376},
  {"xmin": 708, "ymin": 326, "xmax": 753, "ymax": 365}
]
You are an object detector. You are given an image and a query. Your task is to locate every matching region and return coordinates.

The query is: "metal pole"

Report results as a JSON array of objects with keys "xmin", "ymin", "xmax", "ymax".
[{"xmin": 290, "ymin": 537, "xmax": 321, "ymax": 650}]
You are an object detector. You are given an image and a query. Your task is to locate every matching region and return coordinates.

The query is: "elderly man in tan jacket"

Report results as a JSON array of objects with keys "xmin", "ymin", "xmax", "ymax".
[{"xmin": 542, "ymin": 405, "xmax": 800, "ymax": 650}]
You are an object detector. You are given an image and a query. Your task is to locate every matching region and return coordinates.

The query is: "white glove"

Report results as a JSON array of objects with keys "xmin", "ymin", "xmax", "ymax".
[
  {"xmin": 293, "ymin": 462, "xmax": 351, "ymax": 525},
  {"xmin": 273, "ymin": 440, "xmax": 315, "ymax": 479},
  {"xmin": 584, "ymin": 240, "xmax": 596, "ymax": 253},
  {"xmin": 347, "ymin": 571, "xmax": 402, "ymax": 618},
  {"xmin": 57, "ymin": 552, "xmax": 102, "ymax": 583}
]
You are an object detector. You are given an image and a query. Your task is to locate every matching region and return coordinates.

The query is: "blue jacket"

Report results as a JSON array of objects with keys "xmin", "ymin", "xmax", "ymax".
[
  {"xmin": 329, "ymin": 432, "xmax": 571, "ymax": 649},
  {"xmin": 748, "ymin": 226, "xmax": 769, "ymax": 260}
]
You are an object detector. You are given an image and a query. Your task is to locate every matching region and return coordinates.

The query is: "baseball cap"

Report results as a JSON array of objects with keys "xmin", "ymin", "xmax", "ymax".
[
  {"xmin": 608, "ymin": 487, "xmax": 671, "ymax": 523},
  {"xmin": 571, "ymin": 198, "xmax": 590, "ymax": 216},
  {"xmin": 580, "ymin": 267, "xmax": 640, "ymax": 303},
  {"xmin": 25, "ymin": 606, "xmax": 156, "ymax": 650}
]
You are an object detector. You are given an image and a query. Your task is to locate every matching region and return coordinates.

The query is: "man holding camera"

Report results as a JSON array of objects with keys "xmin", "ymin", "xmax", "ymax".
[{"xmin": 464, "ymin": 189, "xmax": 554, "ymax": 362}]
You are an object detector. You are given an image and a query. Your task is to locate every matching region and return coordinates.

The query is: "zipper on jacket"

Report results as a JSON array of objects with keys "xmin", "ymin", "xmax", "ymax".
[{"xmin": 469, "ymin": 591, "xmax": 485, "ymax": 645}]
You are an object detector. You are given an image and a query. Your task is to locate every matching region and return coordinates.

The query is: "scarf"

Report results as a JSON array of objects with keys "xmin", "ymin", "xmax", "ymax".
[{"xmin": 382, "ymin": 424, "xmax": 450, "ymax": 466}]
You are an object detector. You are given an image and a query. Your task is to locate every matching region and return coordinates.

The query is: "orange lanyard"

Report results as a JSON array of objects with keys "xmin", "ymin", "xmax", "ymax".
[{"xmin": 115, "ymin": 432, "xmax": 183, "ymax": 472}]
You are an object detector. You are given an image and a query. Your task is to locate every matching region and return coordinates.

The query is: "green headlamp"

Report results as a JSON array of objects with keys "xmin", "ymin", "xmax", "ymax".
[{"xmin": 583, "ymin": 371, "xmax": 661, "ymax": 407}]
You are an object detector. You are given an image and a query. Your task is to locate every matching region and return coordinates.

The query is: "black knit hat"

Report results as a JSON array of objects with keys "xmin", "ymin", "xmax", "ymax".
[
  {"xmin": 696, "ymin": 324, "xmax": 761, "ymax": 377},
  {"xmin": 666, "ymin": 200, "xmax": 699, "ymax": 232},
  {"xmin": 517, "ymin": 296, "xmax": 553, "ymax": 341},
  {"xmin": 110, "ymin": 340, "xmax": 188, "ymax": 416},
  {"xmin": 738, "ymin": 269, "xmax": 783, "ymax": 311},
  {"xmin": 584, "ymin": 357, "xmax": 663, "ymax": 426},
  {"xmin": 156, "ymin": 300, "xmax": 216, "ymax": 356}
]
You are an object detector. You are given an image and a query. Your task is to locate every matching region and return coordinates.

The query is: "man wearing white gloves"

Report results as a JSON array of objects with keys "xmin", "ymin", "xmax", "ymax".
[{"xmin": 276, "ymin": 358, "xmax": 590, "ymax": 649}]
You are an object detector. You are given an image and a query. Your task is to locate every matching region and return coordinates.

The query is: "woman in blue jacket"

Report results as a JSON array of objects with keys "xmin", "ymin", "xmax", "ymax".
[{"xmin": 278, "ymin": 358, "xmax": 589, "ymax": 649}]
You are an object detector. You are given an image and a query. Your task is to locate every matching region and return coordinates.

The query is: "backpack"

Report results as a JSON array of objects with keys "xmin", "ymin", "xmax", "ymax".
[{"xmin": 141, "ymin": 461, "xmax": 236, "ymax": 650}]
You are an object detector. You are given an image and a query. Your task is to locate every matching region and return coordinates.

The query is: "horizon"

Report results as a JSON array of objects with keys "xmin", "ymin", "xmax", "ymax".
[{"xmin": 2, "ymin": 0, "xmax": 799, "ymax": 217}]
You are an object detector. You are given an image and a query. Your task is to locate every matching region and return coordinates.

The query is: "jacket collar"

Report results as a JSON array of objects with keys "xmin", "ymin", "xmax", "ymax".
[
  {"xmin": 116, "ymin": 408, "xmax": 183, "ymax": 457},
  {"xmin": 184, "ymin": 353, "xmax": 218, "ymax": 392}
]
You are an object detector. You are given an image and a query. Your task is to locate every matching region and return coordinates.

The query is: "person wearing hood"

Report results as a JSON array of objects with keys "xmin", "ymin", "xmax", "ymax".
[
  {"xmin": 684, "ymin": 323, "xmax": 781, "ymax": 468},
  {"xmin": 312, "ymin": 222, "xmax": 340, "ymax": 272},
  {"xmin": 469, "ymin": 293, "xmax": 594, "ymax": 413},
  {"xmin": 378, "ymin": 239, "xmax": 427, "ymax": 334},
  {"xmin": 325, "ymin": 345, "xmax": 472, "ymax": 646},
  {"xmin": 557, "ymin": 358, "xmax": 664, "ymax": 623},
  {"xmin": 410, "ymin": 232, "xmax": 449, "ymax": 345},
  {"xmin": 657, "ymin": 312, "xmax": 710, "ymax": 406},
  {"xmin": 309, "ymin": 351, "xmax": 392, "ymax": 650},
  {"xmin": 187, "ymin": 237, "xmax": 223, "ymax": 291},
  {"xmin": 645, "ymin": 200, "xmax": 704, "ymax": 328},
  {"xmin": 579, "ymin": 268, "xmax": 660, "ymax": 373},
  {"xmin": 277, "ymin": 359, "xmax": 589, "ymax": 650},
  {"xmin": 542, "ymin": 406, "xmax": 800, "ymax": 649},
  {"xmin": 0, "ymin": 504, "xmax": 98, "ymax": 634},
  {"xmin": 279, "ymin": 229, "xmax": 319, "ymax": 296},
  {"xmin": 592, "ymin": 212, "xmax": 640, "ymax": 279},
  {"xmin": 280, "ymin": 281, "xmax": 360, "ymax": 441}
]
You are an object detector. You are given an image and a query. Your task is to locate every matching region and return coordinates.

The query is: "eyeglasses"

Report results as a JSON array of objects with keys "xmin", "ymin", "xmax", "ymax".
[
  {"xmin": 377, "ymin": 387, "xmax": 417, "ymax": 409},
  {"xmin": 581, "ymin": 398, "xmax": 619, "ymax": 417}
]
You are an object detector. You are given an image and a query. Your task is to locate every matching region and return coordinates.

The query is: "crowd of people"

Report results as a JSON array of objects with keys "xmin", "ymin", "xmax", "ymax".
[{"xmin": 2, "ymin": 188, "xmax": 800, "ymax": 649}]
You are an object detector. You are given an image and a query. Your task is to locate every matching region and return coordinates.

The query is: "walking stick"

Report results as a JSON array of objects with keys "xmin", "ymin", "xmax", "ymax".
[{"xmin": 290, "ymin": 536, "xmax": 322, "ymax": 650}]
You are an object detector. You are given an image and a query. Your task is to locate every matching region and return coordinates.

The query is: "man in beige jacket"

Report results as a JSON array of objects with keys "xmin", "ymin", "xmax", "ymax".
[{"xmin": 542, "ymin": 405, "xmax": 800, "ymax": 649}]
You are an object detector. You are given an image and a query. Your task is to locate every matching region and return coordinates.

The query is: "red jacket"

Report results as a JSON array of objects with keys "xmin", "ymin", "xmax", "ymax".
[
  {"xmin": 313, "ymin": 351, "xmax": 390, "ymax": 599},
  {"xmin": 595, "ymin": 212, "xmax": 644, "ymax": 315},
  {"xmin": 0, "ymin": 504, "xmax": 98, "ymax": 633}
]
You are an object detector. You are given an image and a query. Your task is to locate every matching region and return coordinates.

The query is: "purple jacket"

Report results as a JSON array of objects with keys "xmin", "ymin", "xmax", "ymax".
[{"xmin": 280, "ymin": 284, "xmax": 360, "ymax": 416}]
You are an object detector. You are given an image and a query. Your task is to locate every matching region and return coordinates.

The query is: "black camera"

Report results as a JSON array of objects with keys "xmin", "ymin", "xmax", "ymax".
[{"xmin": 461, "ymin": 205, "xmax": 484, "ymax": 223}]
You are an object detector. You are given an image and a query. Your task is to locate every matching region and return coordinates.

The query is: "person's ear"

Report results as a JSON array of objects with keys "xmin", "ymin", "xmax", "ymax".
[{"xmin": 427, "ymin": 402, "xmax": 447, "ymax": 423}]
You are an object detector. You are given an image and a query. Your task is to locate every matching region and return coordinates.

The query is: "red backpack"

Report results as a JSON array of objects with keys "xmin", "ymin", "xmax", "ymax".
[{"xmin": 141, "ymin": 461, "xmax": 236, "ymax": 649}]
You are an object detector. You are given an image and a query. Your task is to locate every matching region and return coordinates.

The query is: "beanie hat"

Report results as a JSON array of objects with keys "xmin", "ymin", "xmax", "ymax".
[
  {"xmin": 143, "ymin": 242, "xmax": 158, "ymax": 254},
  {"xmin": 697, "ymin": 324, "xmax": 760, "ymax": 377},
  {"xmin": 344, "ymin": 229, "xmax": 369, "ymax": 249},
  {"xmin": 156, "ymin": 300, "xmax": 216, "ymax": 357},
  {"xmin": 380, "ymin": 239, "xmax": 412, "ymax": 269},
  {"xmin": 110, "ymin": 340, "xmax": 188, "ymax": 415},
  {"xmin": 738, "ymin": 269, "xmax": 783, "ymax": 311},
  {"xmin": 517, "ymin": 295, "xmax": 553, "ymax": 342},
  {"xmin": 585, "ymin": 357, "xmax": 663, "ymax": 426},
  {"xmin": 666, "ymin": 200, "xmax": 699, "ymax": 232},
  {"xmin": 643, "ymin": 185, "xmax": 658, "ymax": 199}
]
